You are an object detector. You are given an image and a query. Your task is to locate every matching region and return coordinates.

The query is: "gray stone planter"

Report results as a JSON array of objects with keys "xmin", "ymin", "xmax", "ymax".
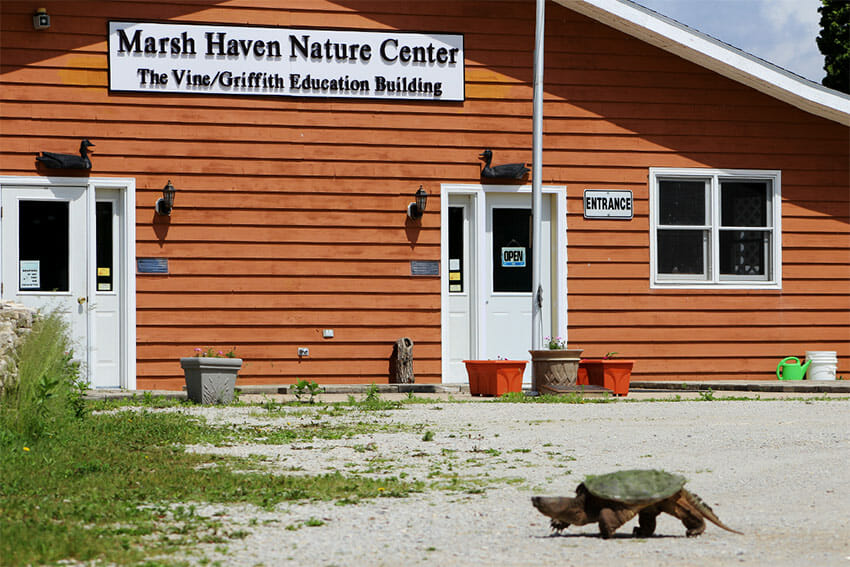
[{"xmin": 180, "ymin": 357, "xmax": 242, "ymax": 404}]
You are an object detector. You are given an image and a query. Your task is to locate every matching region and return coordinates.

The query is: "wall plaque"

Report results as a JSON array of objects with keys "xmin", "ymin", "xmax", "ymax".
[
  {"xmin": 137, "ymin": 258, "xmax": 169, "ymax": 274},
  {"xmin": 410, "ymin": 260, "xmax": 439, "ymax": 276}
]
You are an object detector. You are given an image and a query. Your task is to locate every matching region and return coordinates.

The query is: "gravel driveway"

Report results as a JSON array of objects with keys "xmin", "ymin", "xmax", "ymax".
[{"xmin": 171, "ymin": 399, "xmax": 849, "ymax": 566}]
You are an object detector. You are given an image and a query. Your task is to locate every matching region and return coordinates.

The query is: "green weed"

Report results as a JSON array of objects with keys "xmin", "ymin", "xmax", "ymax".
[
  {"xmin": 0, "ymin": 310, "xmax": 83, "ymax": 440},
  {"xmin": 291, "ymin": 379, "xmax": 323, "ymax": 404}
]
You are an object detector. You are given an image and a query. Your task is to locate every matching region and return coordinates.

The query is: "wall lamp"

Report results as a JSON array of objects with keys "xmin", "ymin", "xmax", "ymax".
[
  {"xmin": 33, "ymin": 8, "xmax": 50, "ymax": 30},
  {"xmin": 407, "ymin": 185, "xmax": 428, "ymax": 220},
  {"xmin": 155, "ymin": 180, "xmax": 177, "ymax": 216}
]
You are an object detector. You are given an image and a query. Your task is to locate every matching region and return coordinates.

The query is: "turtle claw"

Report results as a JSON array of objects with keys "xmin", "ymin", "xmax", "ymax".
[{"xmin": 550, "ymin": 520, "xmax": 570, "ymax": 533}]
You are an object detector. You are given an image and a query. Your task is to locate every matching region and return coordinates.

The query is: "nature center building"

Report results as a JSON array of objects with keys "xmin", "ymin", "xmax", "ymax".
[{"xmin": 1, "ymin": 0, "xmax": 848, "ymax": 390}]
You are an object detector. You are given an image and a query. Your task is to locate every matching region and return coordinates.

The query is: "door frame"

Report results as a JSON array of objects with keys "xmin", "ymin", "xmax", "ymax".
[
  {"xmin": 0, "ymin": 176, "xmax": 137, "ymax": 389},
  {"xmin": 440, "ymin": 183, "xmax": 568, "ymax": 383}
]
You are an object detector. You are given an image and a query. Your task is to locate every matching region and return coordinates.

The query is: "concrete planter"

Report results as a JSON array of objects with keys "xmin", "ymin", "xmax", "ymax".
[
  {"xmin": 529, "ymin": 349, "xmax": 583, "ymax": 394},
  {"xmin": 180, "ymin": 357, "xmax": 242, "ymax": 404}
]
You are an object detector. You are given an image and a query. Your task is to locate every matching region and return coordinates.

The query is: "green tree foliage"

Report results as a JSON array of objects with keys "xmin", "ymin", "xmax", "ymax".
[{"xmin": 817, "ymin": 0, "xmax": 850, "ymax": 94}]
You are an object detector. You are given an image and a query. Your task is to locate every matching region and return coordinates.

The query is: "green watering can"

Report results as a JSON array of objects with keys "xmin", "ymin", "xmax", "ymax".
[{"xmin": 776, "ymin": 356, "xmax": 811, "ymax": 380}]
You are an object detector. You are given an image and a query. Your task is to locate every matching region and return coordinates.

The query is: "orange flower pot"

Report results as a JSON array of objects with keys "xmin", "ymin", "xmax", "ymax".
[
  {"xmin": 463, "ymin": 360, "xmax": 527, "ymax": 396},
  {"xmin": 579, "ymin": 359, "xmax": 634, "ymax": 396}
]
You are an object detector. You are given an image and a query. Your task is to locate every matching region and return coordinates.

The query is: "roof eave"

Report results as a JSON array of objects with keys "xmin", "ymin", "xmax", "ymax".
[{"xmin": 557, "ymin": 0, "xmax": 850, "ymax": 126}]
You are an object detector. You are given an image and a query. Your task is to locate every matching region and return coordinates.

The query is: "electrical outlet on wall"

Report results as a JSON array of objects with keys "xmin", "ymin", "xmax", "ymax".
[{"xmin": 297, "ymin": 347, "xmax": 309, "ymax": 357}]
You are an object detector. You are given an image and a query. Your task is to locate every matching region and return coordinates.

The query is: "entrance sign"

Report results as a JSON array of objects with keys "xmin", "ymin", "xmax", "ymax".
[
  {"xmin": 583, "ymin": 190, "xmax": 633, "ymax": 219},
  {"xmin": 20, "ymin": 260, "xmax": 40, "ymax": 289},
  {"xmin": 108, "ymin": 22, "xmax": 465, "ymax": 101},
  {"xmin": 501, "ymin": 247, "xmax": 526, "ymax": 267}
]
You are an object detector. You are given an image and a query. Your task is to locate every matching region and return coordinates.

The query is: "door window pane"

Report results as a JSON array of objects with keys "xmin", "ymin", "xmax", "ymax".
[
  {"xmin": 96, "ymin": 202, "xmax": 114, "ymax": 291},
  {"xmin": 492, "ymin": 208, "xmax": 532, "ymax": 292},
  {"xmin": 19, "ymin": 201, "xmax": 69, "ymax": 292},
  {"xmin": 657, "ymin": 229, "xmax": 706, "ymax": 276},
  {"xmin": 448, "ymin": 206, "xmax": 464, "ymax": 293},
  {"xmin": 659, "ymin": 180, "xmax": 706, "ymax": 225}
]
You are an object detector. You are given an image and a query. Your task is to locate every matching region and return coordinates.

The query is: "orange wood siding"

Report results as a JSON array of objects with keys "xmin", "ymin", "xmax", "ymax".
[{"xmin": 2, "ymin": 1, "xmax": 848, "ymax": 386}]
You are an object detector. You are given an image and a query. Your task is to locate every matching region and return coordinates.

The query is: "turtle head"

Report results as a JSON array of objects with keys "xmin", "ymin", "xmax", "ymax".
[{"xmin": 531, "ymin": 496, "xmax": 588, "ymax": 526}]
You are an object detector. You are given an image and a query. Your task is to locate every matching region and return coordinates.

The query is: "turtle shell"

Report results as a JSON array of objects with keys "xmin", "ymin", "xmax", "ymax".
[{"xmin": 583, "ymin": 469, "xmax": 687, "ymax": 505}]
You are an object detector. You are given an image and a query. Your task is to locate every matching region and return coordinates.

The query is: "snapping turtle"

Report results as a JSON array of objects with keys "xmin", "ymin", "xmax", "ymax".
[{"xmin": 532, "ymin": 469, "xmax": 742, "ymax": 538}]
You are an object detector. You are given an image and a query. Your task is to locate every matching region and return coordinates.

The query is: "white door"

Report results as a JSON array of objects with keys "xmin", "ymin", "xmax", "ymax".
[
  {"xmin": 1, "ymin": 186, "xmax": 89, "ymax": 364},
  {"xmin": 484, "ymin": 193, "xmax": 552, "ymax": 380},
  {"xmin": 1, "ymin": 181, "xmax": 132, "ymax": 389},
  {"xmin": 443, "ymin": 187, "xmax": 561, "ymax": 385},
  {"xmin": 446, "ymin": 195, "xmax": 475, "ymax": 380},
  {"xmin": 93, "ymin": 190, "xmax": 122, "ymax": 387}
]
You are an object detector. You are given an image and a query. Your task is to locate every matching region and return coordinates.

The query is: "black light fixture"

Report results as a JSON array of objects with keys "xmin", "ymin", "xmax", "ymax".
[
  {"xmin": 33, "ymin": 8, "xmax": 50, "ymax": 30},
  {"xmin": 407, "ymin": 185, "xmax": 428, "ymax": 220},
  {"xmin": 155, "ymin": 180, "xmax": 176, "ymax": 216}
]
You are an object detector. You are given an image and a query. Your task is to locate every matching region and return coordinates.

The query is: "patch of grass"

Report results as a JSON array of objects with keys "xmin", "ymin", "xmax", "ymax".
[
  {"xmin": 0, "ymin": 409, "xmax": 423, "ymax": 566},
  {"xmin": 0, "ymin": 310, "xmax": 85, "ymax": 440},
  {"xmin": 493, "ymin": 391, "xmax": 615, "ymax": 403}
]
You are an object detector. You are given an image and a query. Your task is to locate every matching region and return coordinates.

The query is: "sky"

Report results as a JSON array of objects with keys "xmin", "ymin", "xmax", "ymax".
[{"xmin": 632, "ymin": 0, "xmax": 825, "ymax": 84}]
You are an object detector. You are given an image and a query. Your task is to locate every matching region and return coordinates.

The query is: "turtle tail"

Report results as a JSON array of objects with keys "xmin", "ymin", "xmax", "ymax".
[{"xmin": 683, "ymin": 490, "xmax": 743, "ymax": 535}]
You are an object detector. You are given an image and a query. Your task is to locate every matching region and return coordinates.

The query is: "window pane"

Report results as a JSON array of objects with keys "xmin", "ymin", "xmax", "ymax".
[
  {"xmin": 492, "ymin": 208, "xmax": 532, "ymax": 292},
  {"xmin": 721, "ymin": 181, "xmax": 768, "ymax": 227},
  {"xmin": 96, "ymin": 201, "xmax": 114, "ymax": 292},
  {"xmin": 657, "ymin": 229, "xmax": 705, "ymax": 276},
  {"xmin": 19, "ymin": 201, "xmax": 69, "ymax": 292},
  {"xmin": 448, "ymin": 206, "xmax": 464, "ymax": 293},
  {"xmin": 720, "ymin": 230, "xmax": 766, "ymax": 276},
  {"xmin": 659, "ymin": 180, "xmax": 706, "ymax": 225}
]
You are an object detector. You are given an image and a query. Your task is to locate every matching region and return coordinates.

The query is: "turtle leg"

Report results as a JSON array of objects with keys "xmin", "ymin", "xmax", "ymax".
[
  {"xmin": 598, "ymin": 507, "xmax": 636, "ymax": 539},
  {"xmin": 633, "ymin": 509, "xmax": 659, "ymax": 537},
  {"xmin": 662, "ymin": 495, "xmax": 706, "ymax": 537}
]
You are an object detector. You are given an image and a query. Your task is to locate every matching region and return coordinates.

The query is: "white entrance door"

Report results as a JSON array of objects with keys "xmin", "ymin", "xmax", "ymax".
[
  {"xmin": 445, "ymin": 195, "xmax": 475, "ymax": 380},
  {"xmin": 1, "ymin": 186, "xmax": 89, "ymax": 361},
  {"xmin": 443, "ymin": 186, "xmax": 565, "ymax": 385},
  {"xmin": 484, "ymin": 193, "xmax": 552, "ymax": 378},
  {"xmin": 93, "ymin": 190, "xmax": 122, "ymax": 386},
  {"xmin": 1, "ymin": 179, "xmax": 135, "ymax": 389}
]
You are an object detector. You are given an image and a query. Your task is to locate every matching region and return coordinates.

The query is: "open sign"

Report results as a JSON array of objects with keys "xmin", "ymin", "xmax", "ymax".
[{"xmin": 501, "ymin": 247, "xmax": 526, "ymax": 268}]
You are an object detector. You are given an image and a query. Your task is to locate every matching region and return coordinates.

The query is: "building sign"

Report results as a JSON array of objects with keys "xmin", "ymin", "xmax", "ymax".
[
  {"xmin": 501, "ymin": 247, "xmax": 526, "ymax": 268},
  {"xmin": 583, "ymin": 190, "xmax": 633, "ymax": 219},
  {"xmin": 20, "ymin": 260, "xmax": 40, "ymax": 289},
  {"xmin": 108, "ymin": 22, "xmax": 464, "ymax": 101}
]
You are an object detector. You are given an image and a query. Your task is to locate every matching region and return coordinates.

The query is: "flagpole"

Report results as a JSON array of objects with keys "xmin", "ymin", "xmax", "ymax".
[{"xmin": 531, "ymin": 0, "xmax": 546, "ymax": 360}]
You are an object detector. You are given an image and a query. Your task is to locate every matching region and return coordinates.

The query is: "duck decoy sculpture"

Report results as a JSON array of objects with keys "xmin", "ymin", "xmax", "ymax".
[
  {"xmin": 36, "ymin": 139, "xmax": 94, "ymax": 169},
  {"xmin": 479, "ymin": 149, "xmax": 529, "ymax": 179}
]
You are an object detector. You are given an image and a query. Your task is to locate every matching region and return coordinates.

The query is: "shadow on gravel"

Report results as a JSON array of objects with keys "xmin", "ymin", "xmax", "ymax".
[{"xmin": 537, "ymin": 532, "xmax": 680, "ymax": 540}]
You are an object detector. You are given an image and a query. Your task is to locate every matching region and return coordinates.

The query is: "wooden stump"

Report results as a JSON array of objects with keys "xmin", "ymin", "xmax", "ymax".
[{"xmin": 389, "ymin": 337, "xmax": 415, "ymax": 384}]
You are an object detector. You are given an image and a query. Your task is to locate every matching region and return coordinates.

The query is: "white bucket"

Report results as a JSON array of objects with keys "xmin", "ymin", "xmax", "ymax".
[{"xmin": 805, "ymin": 351, "xmax": 838, "ymax": 381}]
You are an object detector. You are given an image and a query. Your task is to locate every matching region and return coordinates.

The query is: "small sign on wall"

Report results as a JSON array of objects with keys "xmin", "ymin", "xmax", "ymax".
[
  {"xmin": 20, "ymin": 260, "xmax": 40, "ymax": 289},
  {"xmin": 583, "ymin": 190, "xmax": 633, "ymax": 219},
  {"xmin": 501, "ymin": 247, "xmax": 526, "ymax": 268}
]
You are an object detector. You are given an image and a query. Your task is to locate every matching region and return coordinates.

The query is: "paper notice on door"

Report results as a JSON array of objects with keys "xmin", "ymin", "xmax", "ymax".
[{"xmin": 20, "ymin": 260, "xmax": 40, "ymax": 289}]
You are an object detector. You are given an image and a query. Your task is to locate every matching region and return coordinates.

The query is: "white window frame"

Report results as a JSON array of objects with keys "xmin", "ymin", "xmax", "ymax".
[{"xmin": 649, "ymin": 168, "xmax": 782, "ymax": 289}]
